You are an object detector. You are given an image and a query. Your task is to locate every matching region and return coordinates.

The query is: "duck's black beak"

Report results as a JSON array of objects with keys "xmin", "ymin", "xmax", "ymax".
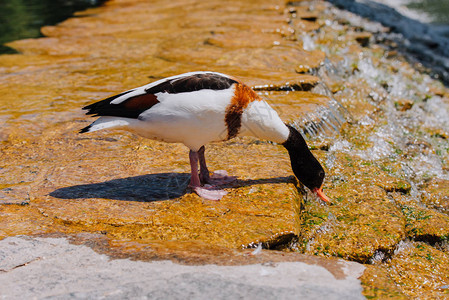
[{"xmin": 313, "ymin": 187, "xmax": 331, "ymax": 203}]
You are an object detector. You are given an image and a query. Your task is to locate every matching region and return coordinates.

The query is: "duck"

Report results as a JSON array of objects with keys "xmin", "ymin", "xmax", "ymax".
[{"xmin": 80, "ymin": 71, "xmax": 330, "ymax": 202}]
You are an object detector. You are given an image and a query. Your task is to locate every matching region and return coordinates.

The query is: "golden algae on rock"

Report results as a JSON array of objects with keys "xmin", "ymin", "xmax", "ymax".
[
  {"xmin": 0, "ymin": 0, "xmax": 313, "ymax": 252},
  {"xmin": 383, "ymin": 241, "xmax": 449, "ymax": 299},
  {"xmin": 391, "ymin": 192, "xmax": 449, "ymax": 240},
  {"xmin": 265, "ymin": 91, "xmax": 331, "ymax": 123},
  {"xmin": 29, "ymin": 133, "xmax": 298, "ymax": 248},
  {"xmin": 0, "ymin": 205, "xmax": 69, "ymax": 239},
  {"xmin": 233, "ymin": 70, "xmax": 319, "ymax": 91},
  {"xmin": 216, "ymin": 46, "xmax": 325, "ymax": 73},
  {"xmin": 1, "ymin": 104, "xmax": 301, "ymax": 248},
  {"xmin": 283, "ymin": 1, "xmax": 449, "ymax": 297},
  {"xmin": 0, "ymin": 0, "xmax": 338, "ymax": 259},
  {"xmin": 205, "ymin": 31, "xmax": 287, "ymax": 49},
  {"xmin": 421, "ymin": 179, "xmax": 449, "ymax": 216},
  {"xmin": 296, "ymin": 170, "xmax": 406, "ymax": 262},
  {"xmin": 360, "ymin": 265, "xmax": 408, "ymax": 299}
]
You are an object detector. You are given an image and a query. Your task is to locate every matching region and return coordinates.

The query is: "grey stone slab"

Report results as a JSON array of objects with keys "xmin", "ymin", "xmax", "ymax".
[{"xmin": 0, "ymin": 236, "xmax": 365, "ymax": 299}]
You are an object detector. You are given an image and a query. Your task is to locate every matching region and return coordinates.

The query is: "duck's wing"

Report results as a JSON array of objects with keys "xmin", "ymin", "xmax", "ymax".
[{"xmin": 82, "ymin": 72, "xmax": 238, "ymax": 119}]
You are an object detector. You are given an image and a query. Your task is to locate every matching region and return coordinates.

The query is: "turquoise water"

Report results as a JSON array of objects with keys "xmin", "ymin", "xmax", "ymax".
[
  {"xmin": 406, "ymin": 0, "xmax": 449, "ymax": 25},
  {"xmin": 0, "ymin": 0, "xmax": 104, "ymax": 54}
]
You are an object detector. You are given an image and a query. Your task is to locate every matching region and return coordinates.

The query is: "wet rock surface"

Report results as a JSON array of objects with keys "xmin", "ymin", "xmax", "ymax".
[{"xmin": 1, "ymin": 0, "xmax": 449, "ymax": 298}]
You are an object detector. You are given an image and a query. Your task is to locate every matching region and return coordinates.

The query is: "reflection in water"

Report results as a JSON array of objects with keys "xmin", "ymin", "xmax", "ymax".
[{"xmin": 0, "ymin": 0, "xmax": 105, "ymax": 53}]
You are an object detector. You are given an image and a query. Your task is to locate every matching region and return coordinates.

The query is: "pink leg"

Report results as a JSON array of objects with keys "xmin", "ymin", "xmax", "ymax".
[
  {"xmin": 198, "ymin": 146, "xmax": 237, "ymax": 186},
  {"xmin": 198, "ymin": 146, "xmax": 211, "ymax": 183},
  {"xmin": 189, "ymin": 150, "xmax": 201, "ymax": 187},
  {"xmin": 189, "ymin": 150, "xmax": 227, "ymax": 201}
]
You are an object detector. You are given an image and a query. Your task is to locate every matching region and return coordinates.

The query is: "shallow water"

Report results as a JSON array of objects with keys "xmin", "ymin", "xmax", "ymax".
[{"xmin": 0, "ymin": 0, "xmax": 104, "ymax": 53}]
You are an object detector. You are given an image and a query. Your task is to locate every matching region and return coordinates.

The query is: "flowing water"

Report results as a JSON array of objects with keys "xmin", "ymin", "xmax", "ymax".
[
  {"xmin": 301, "ymin": 2, "xmax": 449, "ymax": 198},
  {"xmin": 327, "ymin": 0, "xmax": 449, "ymax": 84}
]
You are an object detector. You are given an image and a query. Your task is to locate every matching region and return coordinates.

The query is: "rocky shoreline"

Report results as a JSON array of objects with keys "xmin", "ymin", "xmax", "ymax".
[{"xmin": 1, "ymin": 0, "xmax": 448, "ymax": 298}]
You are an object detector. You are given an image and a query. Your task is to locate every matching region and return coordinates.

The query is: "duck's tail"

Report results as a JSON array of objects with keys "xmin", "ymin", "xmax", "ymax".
[{"xmin": 79, "ymin": 116, "xmax": 131, "ymax": 133}]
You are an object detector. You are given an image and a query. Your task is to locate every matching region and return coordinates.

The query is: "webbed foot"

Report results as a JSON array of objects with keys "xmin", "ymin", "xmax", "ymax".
[
  {"xmin": 205, "ymin": 170, "xmax": 237, "ymax": 185},
  {"xmin": 192, "ymin": 185, "xmax": 228, "ymax": 201}
]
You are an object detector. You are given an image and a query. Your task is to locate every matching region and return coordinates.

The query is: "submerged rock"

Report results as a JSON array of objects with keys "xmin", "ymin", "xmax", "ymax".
[{"xmin": 0, "ymin": 0, "xmax": 326, "ymax": 253}]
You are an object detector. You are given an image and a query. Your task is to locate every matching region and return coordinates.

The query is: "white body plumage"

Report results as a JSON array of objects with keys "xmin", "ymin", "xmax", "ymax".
[{"xmin": 84, "ymin": 72, "xmax": 289, "ymax": 151}]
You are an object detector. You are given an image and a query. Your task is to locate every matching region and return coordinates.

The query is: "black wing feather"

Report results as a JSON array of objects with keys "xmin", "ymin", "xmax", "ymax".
[
  {"xmin": 81, "ymin": 73, "xmax": 238, "ymax": 120},
  {"xmin": 82, "ymin": 90, "xmax": 136, "ymax": 117},
  {"xmin": 145, "ymin": 73, "xmax": 238, "ymax": 94}
]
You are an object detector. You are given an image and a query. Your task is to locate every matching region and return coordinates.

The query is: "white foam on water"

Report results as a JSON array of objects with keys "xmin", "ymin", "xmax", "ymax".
[
  {"xmin": 409, "ymin": 153, "xmax": 449, "ymax": 181},
  {"xmin": 302, "ymin": 34, "xmax": 317, "ymax": 51},
  {"xmin": 327, "ymin": 0, "xmax": 449, "ymax": 82}
]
